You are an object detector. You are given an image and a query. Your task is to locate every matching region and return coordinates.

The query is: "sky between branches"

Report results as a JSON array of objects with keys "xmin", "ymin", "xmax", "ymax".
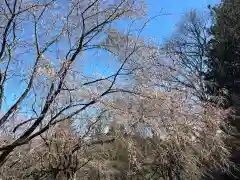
[{"xmin": 3, "ymin": 0, "xmax": 218, "ymax": 112}]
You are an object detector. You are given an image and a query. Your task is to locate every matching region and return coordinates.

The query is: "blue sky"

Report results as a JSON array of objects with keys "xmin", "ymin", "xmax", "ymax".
[
  {"xmin": 83, "ymin": 0, "xmax": 219, "ymax": 78},
  {"xmin": 142, "ymin": 0, "xmax": 218, "ymax": 41},
  {"xmin": 2, "ymin": 0, "xmax": 219, "ymax": 112}
]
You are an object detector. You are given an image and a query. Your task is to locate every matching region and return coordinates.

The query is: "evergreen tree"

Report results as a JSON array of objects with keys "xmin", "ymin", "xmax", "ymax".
[{"xmin": 205, "ymin": 0, "xmax": 240, "ymax": 178}]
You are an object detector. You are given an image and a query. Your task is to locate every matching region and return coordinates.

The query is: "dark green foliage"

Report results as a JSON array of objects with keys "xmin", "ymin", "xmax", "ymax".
[
  {"xmin": 205, "ymin": 0, "xmax": 240, "ymax": 179},
  {"xmin": 205, "ymin": 0, "xmax": 240, "ymax": 109}
]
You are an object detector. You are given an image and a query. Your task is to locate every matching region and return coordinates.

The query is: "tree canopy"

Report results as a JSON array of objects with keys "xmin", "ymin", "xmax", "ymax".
[{"xmin": 0, "ymin": 0, "xmax": 239, "ymax": 180}]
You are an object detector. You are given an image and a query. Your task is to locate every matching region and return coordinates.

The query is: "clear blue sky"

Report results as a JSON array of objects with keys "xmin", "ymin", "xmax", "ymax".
[
  {"xmin": 3, "ymin": 0, "xmax": 219, "ymax": 112},
  {"xmin": 83, "ymin": 0, "xmax": 219, "ymax": 78},
  {"xmin": 141, "ymin": 0, "xmax": 218, "ymax": 42}
]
